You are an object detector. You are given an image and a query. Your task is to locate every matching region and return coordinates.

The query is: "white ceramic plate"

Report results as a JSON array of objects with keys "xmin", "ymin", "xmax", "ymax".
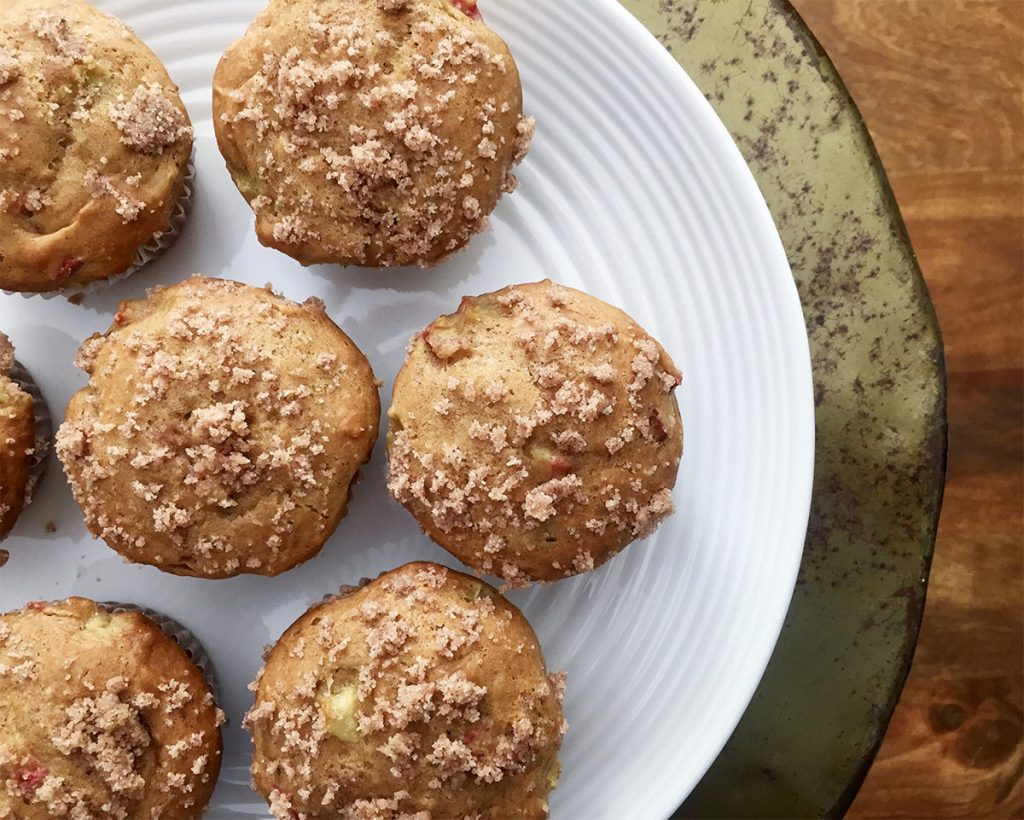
[{"xmin": 0, "ymin": 1, "xmax": 814, "ymax": 817}]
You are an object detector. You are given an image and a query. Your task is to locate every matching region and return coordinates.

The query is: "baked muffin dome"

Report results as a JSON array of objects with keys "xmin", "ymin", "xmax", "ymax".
[
  {"xmin": 0, "ymin": 333, "xmax": 37, "ymax": 540},
  {"xmin": 212, "ymin": 0, "xmax": 532, "ymax": 269},
  {"xmin": 388, "ymin": 281, "xmax": 683, "ymax": 586},
  {"xmin": 0, "ymin": 0, "xmax": 193, "ymax": 293},
  {"xmin": 56, "ymin": 276, "xmax": 380, "ymax": 579},
  {"xmin": 245, "ymin": 562, "xmax": 566, "ymax": 819},
  {"xmin": 0, "ymin": 597, "xmax": 223, "ymax": 819}
]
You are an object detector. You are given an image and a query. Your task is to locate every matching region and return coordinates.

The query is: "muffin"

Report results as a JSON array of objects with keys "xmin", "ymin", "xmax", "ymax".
[
  {"xmin": 0, "ymin": 333, "xmax": 47, "ymax": 540},
  {"xmin": 388, "ymin": 280, "xmax": 683, "ymax": 586},
  {"xmin": 212, "ymin": 0, "xmax": 533, "ymax": 268},
  {"xmin": 56, "ymin": 276, "xmax": 380, "ymax": 579},
  {"xmin": 100, "ymin": 602, "xmax": 218, "ymax": 693},
  {"xmin": 0, "ymin": 597, "xmax": 223, "ymax": 819},
  {"xmin": 0, "ymin": 0, "xmax": 193, "ymax": 293},
  {"xmin": 245, "ymin": 561, "xmax": 567, "ymax": 819}
]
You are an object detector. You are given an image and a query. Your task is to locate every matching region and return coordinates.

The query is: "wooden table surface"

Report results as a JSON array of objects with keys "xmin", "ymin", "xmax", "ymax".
[{"xmin": 787, "ymin": 1, "xmax": 1024, "ymax": 817}]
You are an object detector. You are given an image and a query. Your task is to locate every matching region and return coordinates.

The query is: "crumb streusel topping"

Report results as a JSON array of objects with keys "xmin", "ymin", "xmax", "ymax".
[
  {"xmin": 0, "ymin": 0, "xmax": 193, "ymax": 292},
  {"xmin": 388, "ymin": 281, "xmax": 683, "ymax": 587},
  {"xmin": 247, "ymin": 563, "xmax": 566, "ymax": 819},
  {"xmin": 214, "ymin": 0, "xmax": 532, "ymax": 268},
  {"xmin": 0, "ymin": 598, "xmax": 223, "ymax": 819},
  {"xmin": 56, "ymin": 277, "xmax": 380, "ymax": 578}
]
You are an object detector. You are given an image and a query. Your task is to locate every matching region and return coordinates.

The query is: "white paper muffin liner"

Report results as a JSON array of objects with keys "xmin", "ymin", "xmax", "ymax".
[
  {"xmin": 101, "ymin": 601, "xmax": 219, "ymax": 696},
  {"xmin": 8, "ymin": 360, "xmax": 50, "ymax": 507},
  {"xmin": 5, "ymin": 154, "xmax": 195, "ymax": 300},
  {"xmin": 322, "ymin": 577, "xmax": 373, "ymax": 604},
  {"xmin": 119, "ymin": 155, "xmax": 196, "ymax": 282}
]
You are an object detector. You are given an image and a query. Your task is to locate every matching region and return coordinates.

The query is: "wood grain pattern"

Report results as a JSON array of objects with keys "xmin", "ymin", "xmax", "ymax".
[{"xmin": 789, "ymin": 1, "xmax": 1024, "ymax": 816}]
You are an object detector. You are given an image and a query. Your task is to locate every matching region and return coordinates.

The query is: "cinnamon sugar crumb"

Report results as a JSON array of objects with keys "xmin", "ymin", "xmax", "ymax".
[
  {"xmin": 629, "ymin": 338, "xmax": 661, "ymax": 395},
  {"xmin": 659, "ymin": 369, "xmax": 682, "ymax": 392},
  {"xmin": 605, "ymin": 436, "xmax": 624, "ymax": 455},
  {"xmin": 633, "ymin": 487, "xmax": 674, "ymax": 538},
  {"xmin": 513, "ymin": 116, "xmax": 536, "ymax": 164},
  {"xmin": 110, "ymin": 83, "xmax": 192, "ymax": 155},
  {"xmin": 523, "ymin": 475, "xmax": 583, "ymax": 522},
  {"xmin": 53, "ymin": 680, "xmax": 150, "ymax": 803},
  {"xmin": 0, "ymin": 49, "xmax": 19, "ymax": 87},
  {"xmin": 0, "ymin": 333, "xmax": 14, "ymax": 374},
  {"xmin": 462, "ymin": 195, "xmax": 481, "ymax": 220},
  {"xmin": 83, "ymin": 169, "xmax": 145, "ymax": 222},
  {"xmin": 29, "ymin": 12, "xmax": 87, "ymax": 65},
  {"xmin": 551, "ymin": 429, "xmax": 587, "ymax": 454},
  {"xmin": 424, "ymin": 332, "xmax": 468, "ymax": 361},
  {"xmin": 482, "ymin": 378, "xmax": 507, "ymax": 404},
  {"xmin": 21, "ymin": 188, "xmax": 51, "ymax": 214},
  {"xmin": 590, "ymin": 362, "xmax": 617, "ymax": 383}
]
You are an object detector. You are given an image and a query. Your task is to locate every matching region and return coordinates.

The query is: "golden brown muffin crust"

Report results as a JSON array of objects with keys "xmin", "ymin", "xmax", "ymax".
[
  {"xmin": 0, "ymin": 0, "xmax": 192, "ymax": 293},
  {"xmin": 0, "ymin": 333, "xmax": 34, "ymax": 540},
  {"xmin": 0, "ymin": 597, "xmax": 223, "ymax": 819},
  {"xmin": 213, "ymin": 0, "xmax": 532, "ymax": 268},
  {"xmin": 246, "ymin": 562, "xmax": 566, "ymax": 819},
  {"xmin": 388, "ymin": 281, "xmax": 683, "ymax": 586},
  {"xmin": 56, "ymin": 276, "xmax": 381, "ymax": 578}
]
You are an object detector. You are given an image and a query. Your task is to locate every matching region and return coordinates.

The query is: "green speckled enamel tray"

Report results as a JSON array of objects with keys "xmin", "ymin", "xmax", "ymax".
[{"xmin": 615, "ymin": 0, "xmax": 947, "ymax": 816}]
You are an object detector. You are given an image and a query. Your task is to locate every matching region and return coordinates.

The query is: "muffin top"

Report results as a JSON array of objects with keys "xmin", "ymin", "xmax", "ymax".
[
  {"xmin": 0, "ymin": 333, "xmax": 35, "ymax": 540},
  {"xmin": 0, "ymin": 597, "xmax": 223, "ymax": 820},
  {"xmin": 0, "ymin": 0, "xmax": 193, "ymax": 293},
  {"xmin": 388, "ymin": 281, "xmax": 683, "ymax": 586},
  {"xmin": 213, "ymin": 0, "xmax": 532, "ymax": 268},
  {"xmin": 56, "ymin": 276, "xmax": 380, "ymax": 579},
  {"xmin": 246, "ymin": 562, "xmax": 566, "ymax": 819}
]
